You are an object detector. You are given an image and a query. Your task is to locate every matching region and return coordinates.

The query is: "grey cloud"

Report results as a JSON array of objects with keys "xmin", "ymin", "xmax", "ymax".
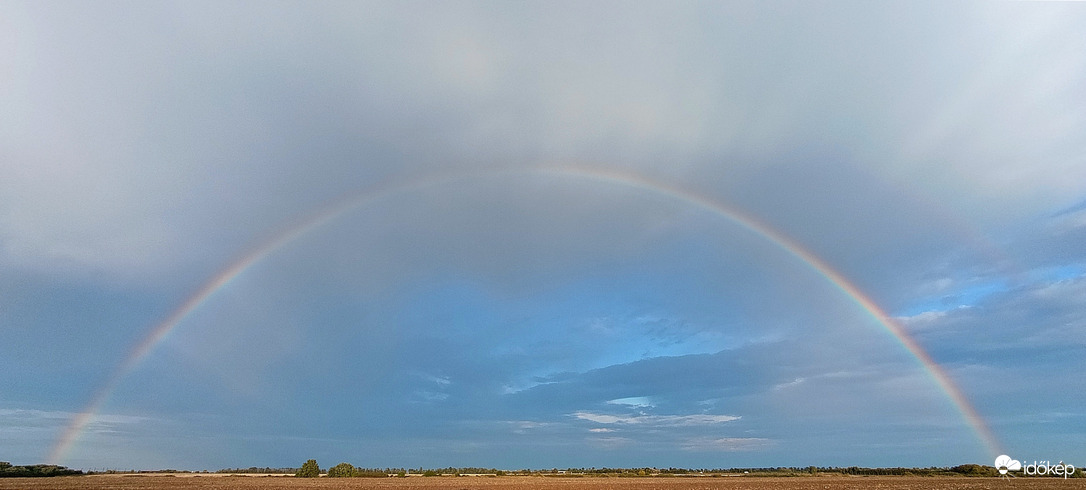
[
  {"xmin": 907, "ymin": 276, "xmax": 1086, "ymax": 357},
  {"xmin": 7, "ymin": 1, "xmax": 1084, "ymax": 282}
]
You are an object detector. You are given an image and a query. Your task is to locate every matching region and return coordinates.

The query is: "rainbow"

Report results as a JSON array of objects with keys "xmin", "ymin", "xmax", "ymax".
[{"xmin": 49, "ymin": 164, "xmax": 1001, "ymax": 464}]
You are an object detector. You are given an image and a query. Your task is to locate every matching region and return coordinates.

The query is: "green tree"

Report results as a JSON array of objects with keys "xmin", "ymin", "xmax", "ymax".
[
  {"xmin": 327, "ymin": 462, "xmax": 355, "ymax": 478},
  {"xmin": 296, "ymin": 459, "xmax": 320, "ymax": 478}
]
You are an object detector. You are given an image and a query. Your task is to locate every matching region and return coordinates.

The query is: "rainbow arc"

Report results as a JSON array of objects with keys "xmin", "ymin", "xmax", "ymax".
[{"xmin": 50, "ymin": 165, "xmax": 1001, "ymax": 464}]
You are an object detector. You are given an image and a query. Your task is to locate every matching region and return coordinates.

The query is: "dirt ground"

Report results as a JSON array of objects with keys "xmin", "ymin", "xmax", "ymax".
[{"xmin": 2, "ymin": 475, "xmax": 1084, "ymax": 490}]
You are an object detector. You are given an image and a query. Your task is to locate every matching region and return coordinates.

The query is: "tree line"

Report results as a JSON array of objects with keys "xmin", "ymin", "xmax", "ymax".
[
  {"xmin": 217, "ymin": 466, "xmax": 300, "ymax": 474},
  {"xmin": 0, "ymin": 461, "xmax": 82, "ymax": 477},
  {"xmin": 294, "ymin": 460, "xmax": 510, "ymax": 478},
  {"xmin": 291, "ymin": 460, "xmax": 1083, "ymax": 478}
]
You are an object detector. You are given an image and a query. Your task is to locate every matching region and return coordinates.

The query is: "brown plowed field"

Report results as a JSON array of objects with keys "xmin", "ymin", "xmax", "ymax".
[{"xmin": 1, "ymin": 475, "xmax": 1082, "ymax": 490}]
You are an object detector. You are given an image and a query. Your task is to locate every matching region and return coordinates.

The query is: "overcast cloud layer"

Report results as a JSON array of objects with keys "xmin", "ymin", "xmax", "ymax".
[{"xmin": 2, "ymin": 1, "xmax": 1085, "ymax": 471}]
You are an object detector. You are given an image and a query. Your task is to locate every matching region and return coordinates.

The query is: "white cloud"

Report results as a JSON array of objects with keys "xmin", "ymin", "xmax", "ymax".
[
  {"xmin": 0, "ymin": 407, "xmax": 151, "ymax": 438},
  {"xmin": 606, "ymin": 396, "xmax": 654, "ymax": 408},
  {"xmin": 896, "ymin": 310, "xmax": 951, "ymax": 330},
  {"xmin": 586, "ymin": 436, "xmax": 635, "ymax": 450},
  {"xmin": 507, "ymin": 420, "xmax": 551, "ymax": 434},
  {"xmin": 680, "ymin": 437, "xmax": 773, "ymax": 452},
  {"xmin": 572, "ymin": 411, "xmax": 739, "ymax": 426},
  {"xmin": 412, "ymin": 391, "xmax": 450, "ymax": 403},
  {"xmin": 0, "ymin": 408, "xmax": 71, "ymax": 420},
  {"xmin": 772, "ymin": 377, "xmax": 806, "ymax": 391}
]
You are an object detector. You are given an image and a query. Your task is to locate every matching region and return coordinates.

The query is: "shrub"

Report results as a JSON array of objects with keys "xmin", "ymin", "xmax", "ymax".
[
  {"xmin": 327, "ymin": 463, "xmax": 355, "ymax": 478},
  {"xmin": 296, "ymin": 459, "xmax": 320, "ymax": 478}
]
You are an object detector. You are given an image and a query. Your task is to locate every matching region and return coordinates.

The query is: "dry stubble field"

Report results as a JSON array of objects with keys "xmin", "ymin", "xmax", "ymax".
[{"xmin": 2, "ymin": 475, "xmax": 1085, "ymax": 490}]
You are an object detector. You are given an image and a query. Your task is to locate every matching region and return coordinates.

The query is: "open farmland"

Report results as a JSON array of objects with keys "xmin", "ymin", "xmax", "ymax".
[{"xmin": 2, "ymin": 476, "xmax": 1085, "ymax": 490}]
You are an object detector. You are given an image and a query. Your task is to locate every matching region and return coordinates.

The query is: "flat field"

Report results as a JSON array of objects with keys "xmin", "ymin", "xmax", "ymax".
[{"xmin": 2, "ymin": 475, "xmax": 1084, "ymax": 490}]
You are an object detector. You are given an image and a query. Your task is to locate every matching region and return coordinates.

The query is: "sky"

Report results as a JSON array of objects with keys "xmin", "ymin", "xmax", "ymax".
[{"xmin": 2, "ymin": 0, "xmax": 1085, "ymax": 472}]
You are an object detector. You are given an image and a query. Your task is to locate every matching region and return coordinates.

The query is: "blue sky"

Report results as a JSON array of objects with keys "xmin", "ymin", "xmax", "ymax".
[{"xmin": 2, "ymin": 1, "xmax": 1085, "ymax": 471}]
